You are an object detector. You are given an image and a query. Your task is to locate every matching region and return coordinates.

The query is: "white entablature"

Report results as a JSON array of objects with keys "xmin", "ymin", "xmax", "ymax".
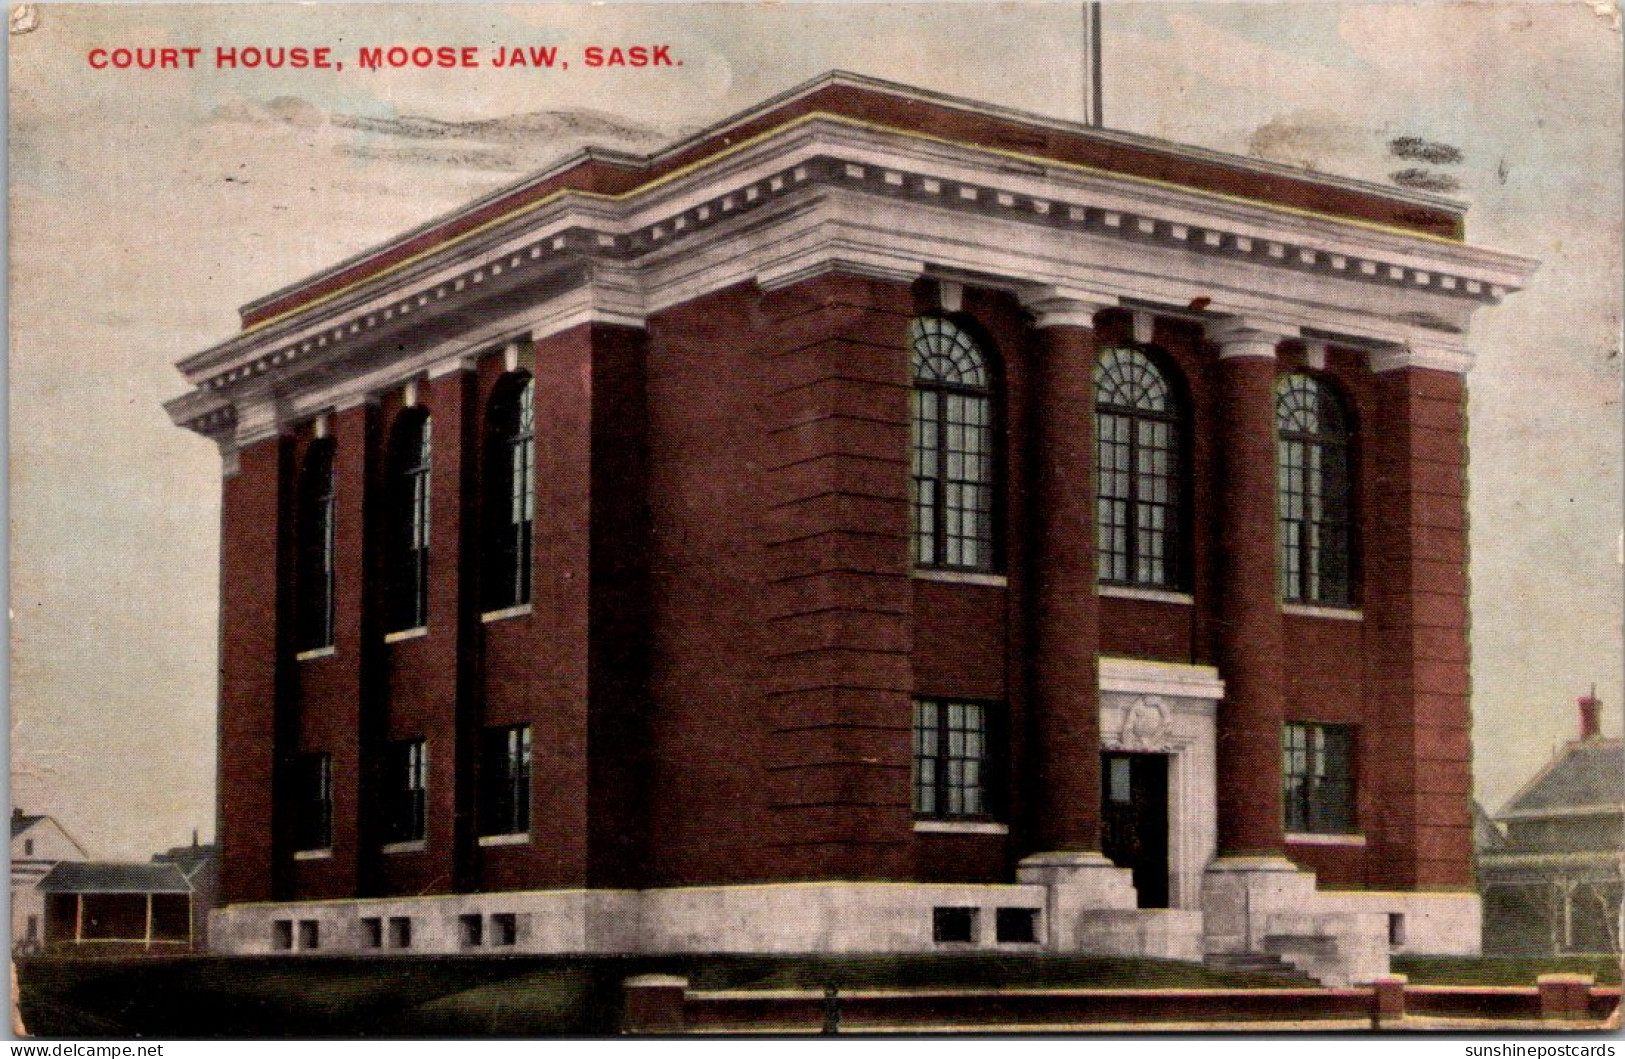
[{"xmin": 167, "ymin": 105, "xmax": 1538, "ymax": 453}]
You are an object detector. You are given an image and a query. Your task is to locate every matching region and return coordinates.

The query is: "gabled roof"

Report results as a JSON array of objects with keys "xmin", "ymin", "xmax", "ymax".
[
  {"xmin": 38, "ymin": 862, "xmax": 191, "ymax": 895},
  {"xmin": 1473, "ymin": 800, "xmax": 1507, "ymax": 851},
  {"xmin": 10, "ymin": 812, "xmax": 91, "ymax": 859},
  {"xmin": 1498, "ymin": 738, "xmax": 1625, "ymax": 820}
]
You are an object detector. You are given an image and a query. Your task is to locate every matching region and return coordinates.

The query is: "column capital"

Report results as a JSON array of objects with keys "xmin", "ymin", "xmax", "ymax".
[
  {"xmin": 1205, "ymin": 316, "xmax": 1291, "ymax": 360},
  {"xmin": 1367, "ymin": 339, "xmax": 1473, "ymax": 374},
  {"xmin": 1021, "ymin": 286, "xmax": 1117, "ymax": 330}
]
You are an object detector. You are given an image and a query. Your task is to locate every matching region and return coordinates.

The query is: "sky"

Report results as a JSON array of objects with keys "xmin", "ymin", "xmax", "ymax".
[{"xmin": 7, "ymin": 2, "xmax": 1621, "ymax": 860}]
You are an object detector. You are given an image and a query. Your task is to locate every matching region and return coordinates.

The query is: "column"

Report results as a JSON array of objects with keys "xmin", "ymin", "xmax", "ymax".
[
  {"xmin": 1207, "ymin": 320, "xmax": 1288, "ymax": 859},
  {"xmin": 1015, "ymin": 291, "xmax": 1138, "ymax": 922},
  {"xmin": 1026, "ymin": 295, "xmax": 1108, "ymax": 854}
]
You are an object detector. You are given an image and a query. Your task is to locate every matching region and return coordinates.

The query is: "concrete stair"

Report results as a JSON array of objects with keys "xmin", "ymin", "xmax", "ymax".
[{"xmin": 1202, "ymin": 952, "xmax": 1322, "ymax": 986}]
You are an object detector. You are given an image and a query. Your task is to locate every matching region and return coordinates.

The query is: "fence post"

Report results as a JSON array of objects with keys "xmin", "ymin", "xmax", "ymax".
[
  {"xmin": 623, "ymin": 975, "xmax": 690, "ymax": 1034},
  {"xmin": 822, "ymin": 985, "xmax": 841, "ymax": 1035},
  {"xmin": 1372, "ymin": 974, "xmax": 1407, "ymax": 1028},
  {"xmin": 1538, "ymin": 974, "xmax": 1595, "ymax": 1022}
]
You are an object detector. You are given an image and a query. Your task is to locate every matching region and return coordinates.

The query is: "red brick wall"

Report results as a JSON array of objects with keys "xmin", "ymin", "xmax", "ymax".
[
  {"xmin": 1364, "ymin": 368, "xmax": 1473, "ymax": 889},
  {"xmin": 213, "ymin": 277, "xmax": 1472, "ymax": 901},
  {"xmin": 217, "ymin": 438, "xmax": 285, "ymax": 905}
]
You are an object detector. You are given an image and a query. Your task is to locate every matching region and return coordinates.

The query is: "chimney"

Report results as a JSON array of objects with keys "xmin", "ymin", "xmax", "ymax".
[{"xmin": 1578, "ymin": 689, "xmax": 1602, "ymax": 741}]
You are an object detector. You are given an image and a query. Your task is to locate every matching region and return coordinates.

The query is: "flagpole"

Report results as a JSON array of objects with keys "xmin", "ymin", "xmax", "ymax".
[{"xmin": 1083, "ymin": 1, "xmax": 1104, "ymax": 127}]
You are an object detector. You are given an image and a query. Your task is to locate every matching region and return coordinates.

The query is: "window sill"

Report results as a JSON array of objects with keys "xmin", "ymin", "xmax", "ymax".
[
  {"xmin": 1285, "ymin": 832, "xmax": 1367, "ymax": 847},
  {"xmin": 296, "ymin": 645, "xmax": 336, "ymax": 662},
  {"xmin": 914, "ymin": 820, "xmax": 1009, "ymax": 835},
  {"xmin": 478, "ymin": 832, "xmax": 530, "ymax": 848},
  {"xmin": 481, "ymin": 603, "xmax": 533, "ymax": 625},
  {"xmin": 1281, "ymin": 603, "xmax": 1363, "ymax": 622},
  {"xmin": 381, "ymin": 840, "xmax": 426, "ymax": 855},
  {"xmin": 292, "ymin": 849, "xmax": 333, "ymax": 861},
  {"xmin": 911, "ymin": 569, "xmax": 1008, "ymax": 588},
  {"xmin": 1100, "ymin": 585, "xmax": 1194, "ymax": 606},
  {"xmin": 383, "ymin": 626, "xmax": 428, "ymax": 644}
]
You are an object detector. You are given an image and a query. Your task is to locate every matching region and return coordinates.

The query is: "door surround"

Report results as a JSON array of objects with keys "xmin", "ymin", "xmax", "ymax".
[{"xmin": 1098, "ymin": 657, "xmax": 1222, "ymax": 911}]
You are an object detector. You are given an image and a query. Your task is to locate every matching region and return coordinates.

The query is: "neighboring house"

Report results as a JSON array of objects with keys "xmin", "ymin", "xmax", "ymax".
[
  {"xmin": 1480, "ymin": 694, "xmax": 1624, "ymax": 955},
  {"xmin": 10, "ymin": 810, "xmax": 89, "ymax": 954},
  {"xmin": 37, "ymin": 862, "xmax": 196, "ymax": 954},
  {"xmin": 151, "ymin": 834, "xmax": 219, "ymax": 951},
  {"xmin": 164, "ymin": 71, "xmax": 1535, "ymax": 985}
]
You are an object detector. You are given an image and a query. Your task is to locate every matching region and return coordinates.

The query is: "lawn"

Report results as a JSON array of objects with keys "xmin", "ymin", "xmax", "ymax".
[
  {"xmin": 16, "ymin": 952, "xmax": 1300, "ymax": 1038},
  {"xmin": 1392, "ymin": 954, "xmax": 1622, "ymax": 987}
]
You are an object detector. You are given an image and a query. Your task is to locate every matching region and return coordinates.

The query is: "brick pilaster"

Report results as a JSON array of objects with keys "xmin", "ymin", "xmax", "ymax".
[
  {"xmin": 1027, "ymin": 302, "xmax": 1107, "ymax": 853},
  {"xmin": 1210, "ymin": 325, "xmax": 1287, "ymax": 857}
]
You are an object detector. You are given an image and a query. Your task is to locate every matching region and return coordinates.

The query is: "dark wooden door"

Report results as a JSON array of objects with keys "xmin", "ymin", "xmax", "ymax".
[{"xmin": 1101, "ymin": 752, "xmax": 1170, "ymax": 909}]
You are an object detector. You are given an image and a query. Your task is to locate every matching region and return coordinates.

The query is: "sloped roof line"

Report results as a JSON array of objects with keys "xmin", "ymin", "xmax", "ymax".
[
  {"xmin": 10, "ymin": 813, "xmax": 92, "ymax": 859},
  {"xmin": 1497, "ymin": 738, "xmax": 1625, "ymax": 819},
  {"xmin": 38, "ymin": 861, "xmax": 192, "ymax": 895}
]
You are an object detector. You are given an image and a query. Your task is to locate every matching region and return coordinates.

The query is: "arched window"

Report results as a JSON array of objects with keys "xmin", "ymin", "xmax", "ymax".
[
  {"xmin": 1277, "ymin": 374, "xmax": 1353, "ymax": 606},
  {"xmin": 1095, "ymin": 347, "xmax": 1182, "ymax": 588},
  {"xmin": 295, "ymin": 440, "xmax": 336, "ymax": 651},
  {"xmin": 910, "ymin": 317, "xmax": 996, "ymax": 572},
  {"xmin": 386, "ymin": 409, "xmax": 432, "ymax": 632},
  {"xmin": 484, "ymin": 374, "xmax": 535, "ymax": 612}
]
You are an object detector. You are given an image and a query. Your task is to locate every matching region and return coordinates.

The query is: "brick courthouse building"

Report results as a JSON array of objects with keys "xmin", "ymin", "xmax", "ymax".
[{"xmin": 166, "ymin": 74, "xmax": 1535, "ymax": 984}]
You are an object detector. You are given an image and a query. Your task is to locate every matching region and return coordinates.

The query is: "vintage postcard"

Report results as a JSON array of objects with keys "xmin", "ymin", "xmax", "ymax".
[{"xmin": 7, "ymin": 0, "xmax": 1621, "ymax": 1039}]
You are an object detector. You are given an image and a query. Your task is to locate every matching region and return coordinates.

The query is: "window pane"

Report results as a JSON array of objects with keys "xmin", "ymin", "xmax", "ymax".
[
  {"xmin": 1096, "ymin": 349, "xmax": 1180, "ymax": 588},
  {"xmin": 911, "ymin": 320, "xmax": 994, "ymax": 571}
]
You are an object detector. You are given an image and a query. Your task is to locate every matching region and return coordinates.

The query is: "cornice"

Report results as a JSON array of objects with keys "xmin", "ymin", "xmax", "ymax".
[
  {"xmin": 234, "ymin": 70, "xmax": 1474, "ymax": 329},
  {"xmin": 169, "ymin": 116, "xmax": 1537, "ymax": 442}
]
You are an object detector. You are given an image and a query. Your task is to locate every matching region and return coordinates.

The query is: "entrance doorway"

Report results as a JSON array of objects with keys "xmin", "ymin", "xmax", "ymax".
[{"xmin": 1101, "ymin": 752, "xmax": 1169, "ymax": 908}]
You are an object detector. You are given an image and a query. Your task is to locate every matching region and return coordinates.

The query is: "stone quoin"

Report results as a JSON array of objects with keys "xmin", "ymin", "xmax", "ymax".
[{"xmin": 166, "ymin": 72, "xmax": 1537, "ymax": 986}]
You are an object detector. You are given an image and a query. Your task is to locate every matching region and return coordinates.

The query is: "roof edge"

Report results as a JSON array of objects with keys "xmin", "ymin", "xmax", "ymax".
[{"xmin": 232, "ymin": 69, "xmax": 1470, "ymax": 326}]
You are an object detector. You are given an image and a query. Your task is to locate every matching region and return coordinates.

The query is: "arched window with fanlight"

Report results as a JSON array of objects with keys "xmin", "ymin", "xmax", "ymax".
[
  {"xmin": 910, "ymin": 317, "xmax": 996, "ymax": 572},
  {"xmin": 386, "ymin": 409, "xmax": 432, "ymax": 633},
  {"xmin": 483, "ymin": 373, "xmax": 535, "ymax": 612},
  {"xmin": 1095, "ymin": 347, "xmax": 1183, "ymax": 588},
  {"xmin": 1277, "ymin": 373, "xmax": 1354, "ymax": 606},
  {"xmin": 295, "ymin": 439, "xmax": 336, "ymax": 651}
]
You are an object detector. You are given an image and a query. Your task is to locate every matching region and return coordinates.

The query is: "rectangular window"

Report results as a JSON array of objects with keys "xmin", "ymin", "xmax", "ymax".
[
  {"xmin": 996, "ymin": 908, "xmax": 1038, "ymax": 944},
  {"xmin": 360, "ymin": 917, "xmax": 383, "ymax": 949},
  {"xmin": 384, "ymin": 739, "xmax": 428, "ymax": 844},
  {"xmin": 272, "ymin": 920, "xmax": 294, "ymax": 951},
  {"xmin": 298, "ymin": 920, "xmax": 319, "ymax": 950},
  {"xmin": 388, "ymin": 917, "xmax": 412, "ymax": 949},
  {"xmin": 1283, "ymin": 722, "xmax": 1355, "ymax": 834},
  {"xmin": 492, "ymin": 913, "xmax": 519, "ymax": 947},
  {"xmin": 913, "ymin": 700, "xmax": 997, "ymax": 819},
  {"xmin": 932, "ymin": 907, "xmax": 977, "ymax": 944},
  {"xmin": 459, "ymin": 914, "xmax": 483, "ymax": 948},
  {"xmin": 293, "ymin": 752, "xmax": 333, "ymax": 852},
  {"xmin": 479, "ymin": 726, "xmax": 532, "ymax": 837}
]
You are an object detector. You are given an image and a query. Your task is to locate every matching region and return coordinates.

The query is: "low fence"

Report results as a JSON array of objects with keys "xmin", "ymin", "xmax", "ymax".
[{"xmin": 624, "ymin": 973, "xmax": 1621, "ymax": 1033}]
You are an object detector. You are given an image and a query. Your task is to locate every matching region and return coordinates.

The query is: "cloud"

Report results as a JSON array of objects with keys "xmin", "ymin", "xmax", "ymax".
[
  {"xmin": 206, "ymin": 94, "xmax": 688, "ymax": 172},
  {"xmin": 1245, "ymin": 109, "xmax": 1377, "ymax": 173}
]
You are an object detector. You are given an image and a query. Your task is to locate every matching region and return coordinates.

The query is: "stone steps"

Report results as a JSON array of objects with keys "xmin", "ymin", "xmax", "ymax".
[{"xmin": 1202, "ymin": 952, "xmax": 1322, "ymax": 986}]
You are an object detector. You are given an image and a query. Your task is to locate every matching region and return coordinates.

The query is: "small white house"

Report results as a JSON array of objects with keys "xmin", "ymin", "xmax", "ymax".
[{"xmin": 11, "ymin": 810, "xmax": 89, "ymax": 954}]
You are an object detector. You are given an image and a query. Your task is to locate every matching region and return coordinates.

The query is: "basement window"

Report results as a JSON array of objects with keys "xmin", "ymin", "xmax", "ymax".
[
  {"xmin": 996, "ymin": 908, "xmax": 1038, "ymax": 944},
  {"xmin": 459, "ymin": 914, "xmax": 483, "ymax": 948},
  {"xmin": 492, "ymin": 913, "xmax": 519, "ymax": 947},
  {"xmin": 272, "ymin": 920, "xmax": 294, "ymax": 951},
  {"xmin": 298, "ymin": 920, "xmax": 320, "ymax": 950},
  {"xmin": 1388, "ymin": 913, "xmax": 1406, "ymax": 948},
  {"xmin": 933, "ymin": 907, "xmax": 978, "ymax": 944},
  {"xmin": 360, "ymin": 918, "xmax": 383, "ymax": 949},
  {"xmin": 388, "ymin": 917, "xmax": 412, "ymax": 949}
]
